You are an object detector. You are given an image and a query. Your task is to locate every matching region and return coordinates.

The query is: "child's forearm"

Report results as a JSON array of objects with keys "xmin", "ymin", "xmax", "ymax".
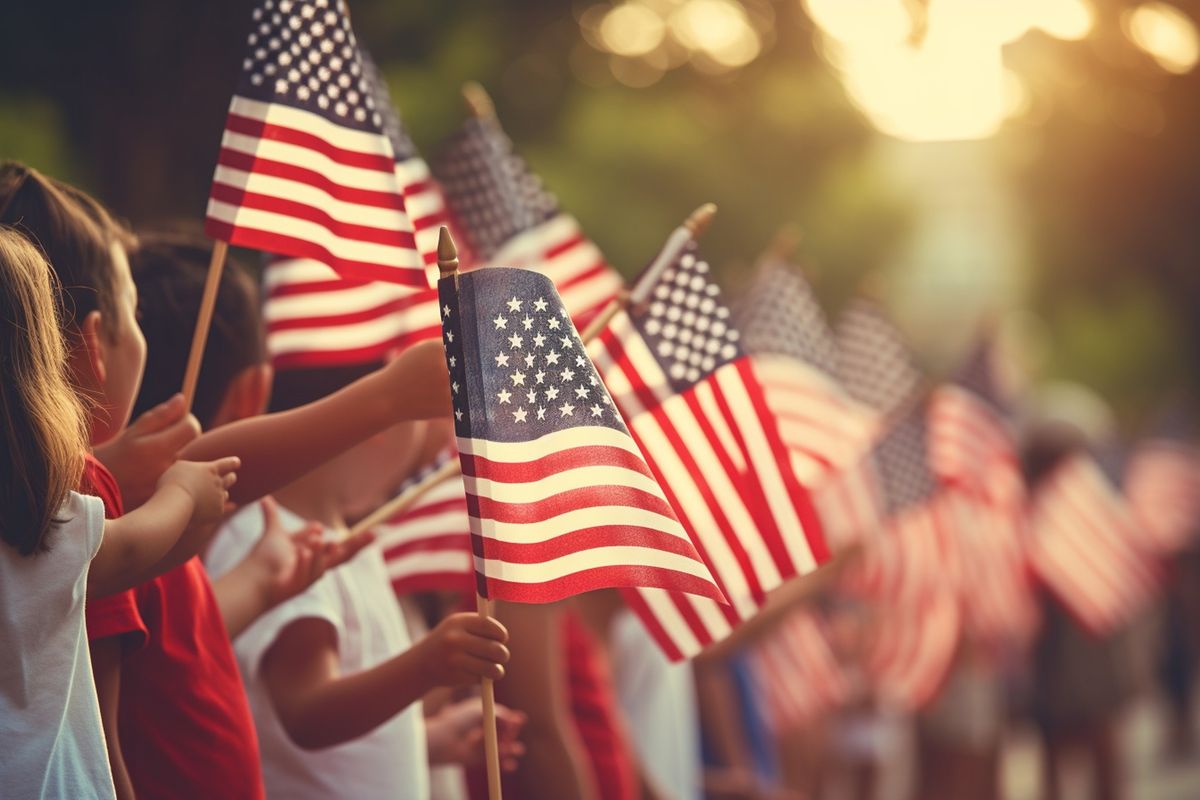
[
  {"xmin": 88, "ymin": 485, "xmax": 194, "ymax": 598},
  {"xmin": 183, "ymin": 342, "xmax": 449, "ymax": 506},
  {"xmin": 278, "ymin": 638, "xmax": 438, "ymax": 750},
  {"xmin": 211, "ymin": 555, "xmax": 275, "ymax": 639}
]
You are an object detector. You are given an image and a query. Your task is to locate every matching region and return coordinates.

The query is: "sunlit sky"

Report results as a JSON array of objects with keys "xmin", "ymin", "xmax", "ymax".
[{"xmin": 580, "ymin": 0, "xmax": 1200, "ymax": 142}]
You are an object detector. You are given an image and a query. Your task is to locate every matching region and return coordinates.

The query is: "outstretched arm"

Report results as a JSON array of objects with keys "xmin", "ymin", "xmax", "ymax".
[
  {"xmin": 89, "ymin": 458, "xmax": 239, "ymax": 597},
  {"xmin": 261, "ymin": 612, "xmax": 508, "ymax": 750},
  {"xmin": 183, "ymin": 340, "xmax": 451, "ymax": 506}
]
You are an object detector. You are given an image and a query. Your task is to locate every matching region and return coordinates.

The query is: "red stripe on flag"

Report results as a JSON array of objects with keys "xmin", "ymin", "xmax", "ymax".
[{"xmin": 225, "ymin": 112, "xmax": 398, "ymax": 173}]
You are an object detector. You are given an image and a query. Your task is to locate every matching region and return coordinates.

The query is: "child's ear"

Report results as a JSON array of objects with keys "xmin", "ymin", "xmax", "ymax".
[
  {"xmin": 74, "ymin": 311, "xmax": 108, "ymax": 388},
  {"xmin": 211, "ymin": 363, "xmax": 273, "ymax": 428}
]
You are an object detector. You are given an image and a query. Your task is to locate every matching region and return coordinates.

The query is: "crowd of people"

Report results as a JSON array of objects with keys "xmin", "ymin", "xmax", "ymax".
[{"xmin": 0, "ymin": 126, "xmax": 1197, "ymax": 800}]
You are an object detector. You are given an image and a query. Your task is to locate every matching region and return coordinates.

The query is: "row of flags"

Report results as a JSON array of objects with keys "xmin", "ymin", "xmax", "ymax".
[{"xmin": 202, "ymin": 0, "xmax": 1200, "ymax": 722}]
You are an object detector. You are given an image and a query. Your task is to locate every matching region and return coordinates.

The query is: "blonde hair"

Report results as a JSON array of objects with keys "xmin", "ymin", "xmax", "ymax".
[{"xmin": 0, "ymin": 226, "xmax": 90, "ymax": 555}]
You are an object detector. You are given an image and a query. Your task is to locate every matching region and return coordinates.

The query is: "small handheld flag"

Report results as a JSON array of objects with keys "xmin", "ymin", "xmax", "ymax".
[
  {"xmin": 437, "ymin": 248, "xmax": 724, "ymax": 605},
  {"xmin": 206, "ymin": 0, "xmax": 428, "ymax": 288}
]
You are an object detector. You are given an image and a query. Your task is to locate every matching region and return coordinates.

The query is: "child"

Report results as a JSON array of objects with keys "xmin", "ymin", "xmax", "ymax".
[
  {"xmin": 133, "ymin": 235, "xmax": 518, "ymax": 796},
  {"xmin": 0, "ymin": 163, "xmax": 450, "ymax": 799},
  {"xmin": 207, "ymin": 409, "xmax": 509, "ymax": 798},
  {"xmin": 0, "ymin": 227, "xmax": 237, "ymax": 799}
]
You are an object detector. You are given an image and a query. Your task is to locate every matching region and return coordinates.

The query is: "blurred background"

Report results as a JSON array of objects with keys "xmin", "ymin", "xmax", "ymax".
[
  {"xmin": 2, "ymin": 0, "xmax": 1198, "ymax": 431},
  {"xmin": 3, "ymin": 2, "xmax": 1200, "ymax": 798}
]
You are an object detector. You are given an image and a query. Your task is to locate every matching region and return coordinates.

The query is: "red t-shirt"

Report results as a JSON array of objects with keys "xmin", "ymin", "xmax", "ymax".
[
  {"xmin": 82, "ymin": 456, "xmax": 265, "ymax": 799},
  {"xmin": 563, "ymin": 612, "xmax": 638, "ymax": 800}
]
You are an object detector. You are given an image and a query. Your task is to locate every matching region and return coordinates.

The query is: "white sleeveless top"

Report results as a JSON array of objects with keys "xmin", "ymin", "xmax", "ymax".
[{"xmin": 0, "ymin": 491, "xmax": 115, "ymax": 799}]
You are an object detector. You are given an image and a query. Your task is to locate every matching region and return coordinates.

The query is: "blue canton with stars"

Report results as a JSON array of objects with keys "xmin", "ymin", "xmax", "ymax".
[
  {"xmin": 628, "ymin": 241, "xmax": 744, "ymax": 395},
  {"xmin": 440, "ymin": 268, "xmax": 625, "ymax": 442},
  {"xmin": 733, "ymin": 261, "xmax": 840, "ymax": 379},
  {"xmin": 235, "ymin": 0, "xmax": 384, "ymax": 133},
  {"xmin": 433, "ymin": 117, "xmax": 560, "ymax": 260},
  {"xmin": 872, "ymin": 402, "xmax": 936, "ymax": 514}
]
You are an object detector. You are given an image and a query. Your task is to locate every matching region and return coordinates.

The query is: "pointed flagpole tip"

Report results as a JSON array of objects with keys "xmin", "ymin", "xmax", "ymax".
[
  {"xmin": 462, "ymin": 81, "xmax": 496, "ymax": 120},
  {"xmin": 856, "ymin": 272, "xmax": 886, "ymax": 302},
  {"xmin": 766, "ymin": 223, "xmax": 804, "ymax": 262},
  {"xmin": 684, "ymin": 203, "xmax": 717, "ymax": 238},
  {"xmin": 437, "ymin": 226, "xmax": 460, "ymax": 279}
]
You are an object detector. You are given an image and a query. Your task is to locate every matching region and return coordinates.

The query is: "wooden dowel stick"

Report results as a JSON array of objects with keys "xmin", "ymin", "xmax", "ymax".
[
  {"xmin": 347, "ymin": 457, "xmax": 461, "ymax": 537},
  {"xmin": 181, "ymin": 240, "xmax": 229, "ymax": 411},
  {"xmin": 476, "ymin": 593, "xmax": 503, "ymax": 800},
  {"xmin": 439, "ymin": 225, "xmax": 503, "ymax": 799}
]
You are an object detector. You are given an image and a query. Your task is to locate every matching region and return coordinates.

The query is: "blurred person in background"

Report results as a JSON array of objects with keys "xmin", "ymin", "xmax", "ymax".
[{"xmin": 1022, "ymin": 419, "xmax": 1137, "ymax": 800}]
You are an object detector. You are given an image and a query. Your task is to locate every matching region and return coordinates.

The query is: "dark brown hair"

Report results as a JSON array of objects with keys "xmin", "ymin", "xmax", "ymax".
[
  {"xmin": 130, "ymin": 230, "xmax": 266, "ymax": 429},
  {"xmin": 0, "ymin": 227, "xmax": 89, "ymax": 555},
  {"xmin": 0, "ymin": 162, "xmax": 128, "ymax": 338}
]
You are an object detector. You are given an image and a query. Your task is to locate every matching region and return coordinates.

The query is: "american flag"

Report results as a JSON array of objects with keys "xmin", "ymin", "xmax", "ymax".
[
  {"xmin": 832, "ymin": 301, "xmax": 964, "ymax": 703},
  {"xmin": 835, "ymin": 299, "xmax": 922, "ymax": 416},
  {"xmin": 733, "ymin": 260, "xmax": 882, "ymax": 548},
  {"xmin": 747, "ymin": 611, "xmax": 849, "ymax": 733},
  {"xmin": 207, "ymin": 0, "xmax": 428, "ymax": 288},
  {"xmin": 869, "ymin": 585, "xmax": 961, "ymax": 710},
  {"xmin": 590, "ymin": 241, "xmax": 828, "ymax": 661},
  {"xmin": 374, "ymin": 454, "xmax": 474, "ymax": 598},
  {"xmin": 434, "ymin": 113, "xmax": 622, "ymax": 325},
  {"xmin": 439, "ymin": 266, "xmax": 724, "ymax": 604},
  {"xmin": 259, "ymin": 49, "xmax": 458, "ymax": 368},
  {"xmin": 1028, "ymin": 453, "xmax": 1159, "ymax": 634},
  {"xmin": 929, "ymin": 337, "xmax": 1038, "ymax": 647},
  {"xmin": 1124, "ymin": 413, "xmax": 1200, "ymax": 554}
]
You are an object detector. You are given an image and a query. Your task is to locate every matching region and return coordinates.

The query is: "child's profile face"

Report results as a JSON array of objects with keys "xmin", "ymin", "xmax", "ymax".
[
  {"xmin": 91, "ymin": 242, "xmax": 147, "ymax": 445},
  {"xmin": 338, "ymin": 421, "xmax": 422, "ymax": 518}
]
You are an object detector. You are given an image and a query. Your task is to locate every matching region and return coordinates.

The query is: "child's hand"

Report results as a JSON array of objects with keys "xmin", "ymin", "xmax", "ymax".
[
  {"xmin": 94, "ymin": 393, "xmax": 202, "ymax": 507},
  {"xmin": 425, "ymin": 697, "xmax": 526, "ymax": 771},
  {"xmin": 421, "ymin": 613, "xmax": 510, "ymax": 686},
  {"xmin": 159, "ymin": 456, "xmax": 240, "ymax": 527},
  {"xmin": 249, "ymin": 497, "xmax": 375, "ymax": 609}
]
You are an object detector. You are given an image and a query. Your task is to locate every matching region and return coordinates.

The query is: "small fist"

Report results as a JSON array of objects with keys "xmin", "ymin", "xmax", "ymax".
[
  {"xmin": 160, "ymin": 456, "xmax": 240, "ymax": 526},
  {"xmin": 422, "ymin": 613, "xmax": 510, "ymax": 687}
]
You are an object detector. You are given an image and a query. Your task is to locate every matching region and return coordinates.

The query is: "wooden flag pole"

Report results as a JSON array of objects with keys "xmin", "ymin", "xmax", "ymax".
[
  {"xmin": 582, "ymin": 201, "xmax": 717, "ymax": 343},
  {"xmin": 437, "ymin": 226, "xmax": 503, "ymax": 800},
  {"xmin": 181, "ymin": 240, "xmax": 229, "ymax": 410},
  {"xmin": 462, "ymin": 81, "xmax": 497, "ymax": 120},
  {"xmin": 757, "ymin": 222, "xmax": 803, "ymax": 268},
  {"xmin": 347, "ymin": 457, "xmax": 462, "ymax": 537}
]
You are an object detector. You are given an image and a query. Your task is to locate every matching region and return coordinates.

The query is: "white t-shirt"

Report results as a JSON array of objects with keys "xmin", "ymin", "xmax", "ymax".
[
  {"xmin": 0, "ymin": 491, "xmax": 115, "ymax": 800},
  {"xmin": 610, "ymin": 608, "xmax": 701, "ymax": 800},
  {"xmin": 206, "ymin": 503, "xmax": 430, "ymax": 800}
]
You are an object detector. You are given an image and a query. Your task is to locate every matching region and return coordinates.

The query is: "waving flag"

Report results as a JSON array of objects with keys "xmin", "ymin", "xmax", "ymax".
[
  {"xmin": 835, "ymin": 299, "xmax": 922, "ymax": 416},
  {"xmin": 733, "ymin": 261, "xmax": 882, "ymax": 546},
  {"xmin": 1029, "ymin": 453, "xmax": 1158, "ymax": 634},
  {"xmin": 259, "ymin": 48, "xmax": 460, "ymax": 367},
  {"xmin": 374, "ymin": 454, "xmax": 474, "ymax": 597},
  {"xmin": 832, "ymin": 301, "xmax": 965, "ymax": 704},
  {"xmin": 747, "ymin": 611, "xmax": 849, "ymax": 733},
  {"xmin": 591, "ymin": 241, "xmax": 828, "ymax": 660},
  {"xmin": 439, "ymin": 267, "xmax": 723, "ymax": 604},
  {"xmin": 207, "ymin": 0, "xmax": 428, "ymax": 288},
  {"xmin": 930, "ymin": 336, "xmax": 1038, "ymax": 646},
  {"xmin": 869, "ymin": 585, "xmax": 961, "ymax": 710},
  {"xmin": 1125, "ymin": 413, "xmax": 1200, "ymax": 554},
  {"xmin": 435, "ymin": 112, "xmax": 622, "ymax": 325}
]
